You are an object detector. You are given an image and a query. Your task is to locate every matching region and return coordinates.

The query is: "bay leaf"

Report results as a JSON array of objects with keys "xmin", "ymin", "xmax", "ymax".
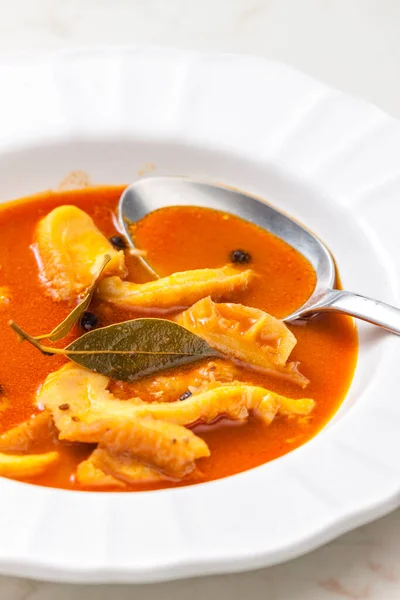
[
  {"xmin": 10, "ymin": 318, "xmax": 221, "ymax": 381},
  {"xmin": 65, "ymin": 318, "xmax": 221, "ymax": 380},
  {"xmin": 10, "ymin": 321, "xmax": 58, "ymax": 354},
  {"xmin": 34, "ymin": 254, "xmax": 111, "ymax": 342}
]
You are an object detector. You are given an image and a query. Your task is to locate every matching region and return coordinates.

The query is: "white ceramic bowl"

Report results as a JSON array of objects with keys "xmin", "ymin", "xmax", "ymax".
[{"xmin": 0, "ymin": 47, "xmax": 400, "ymax": 583}]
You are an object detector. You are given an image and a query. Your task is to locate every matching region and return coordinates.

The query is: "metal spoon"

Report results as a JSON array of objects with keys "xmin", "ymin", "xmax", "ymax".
[{"xmin": 118, "ymin": 176, "xmax": 400, "ymax": 334}]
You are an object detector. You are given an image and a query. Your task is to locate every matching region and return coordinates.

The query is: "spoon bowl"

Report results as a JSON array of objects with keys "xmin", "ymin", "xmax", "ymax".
[{"xmin": 119, "ymin": 176, "xmax": 400, "ymax": 333}]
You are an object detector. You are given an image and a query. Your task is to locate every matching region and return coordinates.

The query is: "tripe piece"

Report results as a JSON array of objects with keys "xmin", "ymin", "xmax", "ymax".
[
  {"xmin": 35, "ymin": 205, "xmax": 126, "ymax": 300},
  {"xmin": 38, "ymin": 364, "xmax": 314, "ymax": 435},
  {"xmin": 37, "ymin": 363, "xmax": 144, "ymax": 438},
  {"xmin": 59, "ymin": 417, "xmax": 209, "ymax": 479},
  {"xmin": 176, "ymin": 297, "xmax": 308, "ymax": 388},
  {"xmin": 119, "ymin": 382, "xmax": 315, "ymax": 425},
  {"xmin": 101, "ymin": 418, "xmax": 209, "ymax": 478},
  {"xmin": 96, "ymin": 265, "xmax": 254, "ymax": 311},
  {"xmin": 0, "ymin": 451, "xmax": 59, "ymax": 478}
]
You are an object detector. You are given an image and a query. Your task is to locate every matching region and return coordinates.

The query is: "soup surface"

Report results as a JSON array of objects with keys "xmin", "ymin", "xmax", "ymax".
[{"xmin": 0, "ymin": 185, "xmax": 357, "ymax": 491}]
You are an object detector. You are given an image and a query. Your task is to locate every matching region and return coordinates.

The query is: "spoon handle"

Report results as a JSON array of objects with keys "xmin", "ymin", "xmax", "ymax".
[{"xmin": 300, "ymin": 289, "xmax": 400, "ymax": 335}]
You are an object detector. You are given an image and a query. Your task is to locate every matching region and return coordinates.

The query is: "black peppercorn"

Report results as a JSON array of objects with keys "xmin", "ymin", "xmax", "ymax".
[
  {"xmin": 109, "ymin": 235, "xmax": 126, "ymax": 250},
  {"xmin": 230, "ymin": 249, "xmax": 252, "ymax": 264},
  {"xmin": 80, "ymin": 311, "xmax": 99, "ymax": 332},
  {"xmin": 179, "ymin": 390, "xmax": 192, "ymax": 401}
]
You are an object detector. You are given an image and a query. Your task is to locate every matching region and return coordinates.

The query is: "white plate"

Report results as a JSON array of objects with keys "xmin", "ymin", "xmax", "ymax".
[{"xmin": 0, "ymin": 46, "xmax": 400, "ymax": 584}]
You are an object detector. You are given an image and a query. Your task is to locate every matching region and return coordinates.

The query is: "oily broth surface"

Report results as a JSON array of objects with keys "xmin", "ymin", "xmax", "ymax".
[{"xmin": 0, "ymin": 187, "xmax": 357, "ymax": 490}]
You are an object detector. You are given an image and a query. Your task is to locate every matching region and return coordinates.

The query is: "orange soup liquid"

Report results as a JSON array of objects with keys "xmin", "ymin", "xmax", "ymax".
[{"xmin": 0, "ymin": 186, "xmax": 358, "ymax": 491}]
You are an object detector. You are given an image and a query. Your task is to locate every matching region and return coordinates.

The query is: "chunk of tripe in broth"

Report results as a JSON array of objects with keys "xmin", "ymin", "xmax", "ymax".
[
  {"xmin": 96, "ymin": 265, "xmax": 253, "ymax": 311},
  {"xmin": 37, "ymin": 364, "xmax": 314, "ymax": 433},
  {"xmin": 0, "ymin": 451, "xmax": 59, "ymax": 479},
  {"xmin": 176, "ymin": 297, "xmax": 308, "ymax": 388},
  {"xmin": 37, "ymin": 364, "xmax": 144, "ymax": 438},
  {"xmin": 35, "ymin": 205, "xmax": 126, "ymax": 300},
  {"xmin": 115, "ymin": 381, "xmax": 315, "ymax": 426},
  {"xmin": 66, "ymin": 418, "xmax": 210, "ymax": 478}
]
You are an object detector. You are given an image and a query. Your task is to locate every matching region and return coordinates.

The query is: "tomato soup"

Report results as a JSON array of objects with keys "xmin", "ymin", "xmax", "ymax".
[{"xmin": 0, "ymin": 186, "xmax": 358, "ymax": 491}]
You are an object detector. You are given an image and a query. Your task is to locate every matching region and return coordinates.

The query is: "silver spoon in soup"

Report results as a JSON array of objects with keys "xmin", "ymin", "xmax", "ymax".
[{"xmin": 118, "ymin": 176, "xmax": 400, "ymax": 335}]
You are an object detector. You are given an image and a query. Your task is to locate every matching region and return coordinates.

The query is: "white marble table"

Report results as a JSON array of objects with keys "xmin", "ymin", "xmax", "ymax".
[{"xmin": 2, "ymin": 1, "xmax": 400, "ymax": 598}]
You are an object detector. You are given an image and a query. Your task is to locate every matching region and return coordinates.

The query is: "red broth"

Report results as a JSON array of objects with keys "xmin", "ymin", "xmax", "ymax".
[{"xmin": 0, "ymin": 186, "xmax": 357, "ymax": 490}]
